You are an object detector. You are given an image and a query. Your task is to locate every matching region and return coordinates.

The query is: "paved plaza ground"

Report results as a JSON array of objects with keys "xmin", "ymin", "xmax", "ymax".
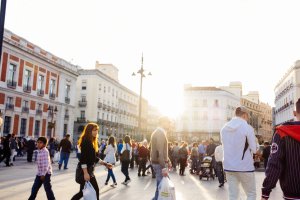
[{"xmin": 0, "ymin": 153, "xmax": 283, "ymax": 200}]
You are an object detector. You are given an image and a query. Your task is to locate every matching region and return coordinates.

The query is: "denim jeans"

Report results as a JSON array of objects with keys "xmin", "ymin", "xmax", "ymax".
[
  {"xmin": 227, "ymin": 172, "xmax": 256, "ymax": 200},
  {"xmin": 59, "ymin": 152, "xmax": 70, "ymax": 169},
  {"xmin": 106, "ymin": 168, "xmax": 116, "ymax": 183},
  {"xmin": 28, "ymin": 174, "xmax": 55, "ymax": 200},
  {"xmin": 152, "ymin": 164, "xmax": 163, "ymax": 200}
]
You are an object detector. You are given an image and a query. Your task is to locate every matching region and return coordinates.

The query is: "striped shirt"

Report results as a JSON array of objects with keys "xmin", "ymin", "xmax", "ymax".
[
  {"xmin": 261, "ymin": 122, "xmax": 300, "ymax": 200},
  {"xmin": 36, "ymin": 147, "xmax": 52, "ymax": 176}
]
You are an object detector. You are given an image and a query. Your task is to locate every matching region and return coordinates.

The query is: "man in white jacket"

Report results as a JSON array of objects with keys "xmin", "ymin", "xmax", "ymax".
[{"xmin": 220, "ymin": 106, "xmax": 257, "ymax": 200}]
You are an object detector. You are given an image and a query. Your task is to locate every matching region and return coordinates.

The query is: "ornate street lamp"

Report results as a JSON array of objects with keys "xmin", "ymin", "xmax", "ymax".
[{"xmin": 132, "ymin": 54, "xmax": 151, "ymax": 140}]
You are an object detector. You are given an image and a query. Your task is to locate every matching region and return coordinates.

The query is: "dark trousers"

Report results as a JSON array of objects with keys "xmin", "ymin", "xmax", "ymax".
[
  {"xmin": 27, "ymin": 151, "xmax": 33, "ymax": 162},
  {"xmin": 106, "ymin": 168, "xmax": 116, "ymax": 183},
  {"xmin": 191, "ymin": 157, "xmax": 198, "ymax": 173},
  {"xmin": 138, "ymin": 158, "xmax": 147, "ymax": 175},
  {"xmin": 215, "ymin": 162, "xmax": 225, "ymax": 184},
  {"xmin": 0, "ymin": 152, "xmax": 10, "ymax": 166},
  {"xmin": 28, "ymin": 174, "xmax": 55, "ymax": 200},
  {"xmin": 59, "ymin": 152, "xmax": 70, "ymax": 169},
  {"xmin": 71, "ymin": 176, "xmax": 99, "ymax": 200},
  {"xmin": 121, "ymin": 160, "xmax": 130, "ymax": 181},
  {"xmin": 179, "ymin": 158, "xmax": 187, "ymax": 175},
  {"xmin": 145, "ymin": 164, "xmax": 155, "ymax": 177},
  {"xmin": 264, "ymin": 159, "xmax": 268, "ymax": 169}
]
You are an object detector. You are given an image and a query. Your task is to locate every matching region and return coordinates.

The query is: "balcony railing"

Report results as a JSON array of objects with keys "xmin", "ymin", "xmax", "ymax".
[
  {"xmin": 64, "ymin": 114, "xmax": 69, "ymax": 120},
  {"xmin": 37, "ymin": 89, "xmax": 44, "ymax": 97},
  {"xmin": 23, "ymin": 85, "xmax": 32, "ymax": 93},
  {"xmin": 97, "ymin": 102, "xmax": 102, "ymax": 108},
  {"xmin": 22, "ymin": 107, "xmax": 29, "ymax": 113},
  {"xmin": 77, "ymin": 117, "xmax": 86, "ymax": 123},
  {"xmin": 36, "ymin": 109, "xmax": 43, "ymax": 115},
  {"xmin": 7, "ymin": 80, "xmax": 17, "ymax": 89},
  {"xmin": 107, "ymin": 106, "xmax": 111, "ymax": 111},
  {"xmin": 49, "ymin": 93, "xmax": 56, "ymax": 99},
  {"xmin": 5, "ymin": 103, "xmax": 14, "ymax": 111},
  {"xmin": 78, "ymin": 101, "xmax": 87, "ymax": 107},
  {"xmin": 65, "ymin": 97, "xmax": 70, "ymax": 104}
]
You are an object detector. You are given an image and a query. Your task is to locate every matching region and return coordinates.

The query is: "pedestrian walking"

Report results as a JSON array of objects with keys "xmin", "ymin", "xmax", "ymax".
[
  {"xmin": 104, "ymin": 136, "xmax": 117, "ymax": 187},
  {"xmin": 28, "ymin": 137, "xmax": 56, "ymax": 200},
  {"xmin": 221, "ymin": 106, "xmax": 257, "ymax": 200},
  {"xmin": 137, "ymin": 140, "xmax": 149, "ymax": 177},
  {"xmin": 120, "ymin": 135, "xmax": 132, "ymax": 185},
  {"xmin": 190, "ymin": 143, "xmax": 199, "ymax": 174},
  {"xmin": 214, "ymin": 143, "xmax": 225, "ymax": 187},
  {"xmin": 261, "ymin": 98, "xmax": 300, "ymax": 200},
  {"xmin": 262, "ymin": 141, "xmax": 271, "ymax": 169},
  {"xmin": 150, "ymin": 116, "xmax": 171, "ymax": 200},
  {"xmin": 71, "ymin": 123, "xmax": 112, "ymax": 200},
  {"xmin": 0, "ymin": 134, "xmax": 11, "ymax": 167},
  {"xmin": 58, "ymin": 134, "xmax": 72, "ymax": 170},
  {"xmin": 178, "ymin": 142, "xmax": 188, "ymax": 176}
]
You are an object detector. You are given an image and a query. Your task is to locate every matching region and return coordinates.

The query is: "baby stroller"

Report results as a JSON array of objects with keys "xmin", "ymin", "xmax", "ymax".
[{"xmin": 199, "ymin": 156, "xmax": 214, "ymax": 180}]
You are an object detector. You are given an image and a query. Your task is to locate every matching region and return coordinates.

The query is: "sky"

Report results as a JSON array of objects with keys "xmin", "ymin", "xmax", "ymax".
[{"xmin": 4, "ymin": 0, "xmax": 300, "ymax": 118}]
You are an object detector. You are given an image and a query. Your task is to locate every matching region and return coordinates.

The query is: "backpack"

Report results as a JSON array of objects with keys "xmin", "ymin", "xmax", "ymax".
[{"xmin": 120, "ymin": 144, "xmax": 130, "ymax": 162}]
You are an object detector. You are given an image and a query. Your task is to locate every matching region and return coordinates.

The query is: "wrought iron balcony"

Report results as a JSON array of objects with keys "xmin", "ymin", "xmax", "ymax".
[
  {"xmin": 37, "ymin": 89, "xmax": 44, "ymax": 97},
  {"xmin": 49, "ymin": 93, "xmax": 56, "ymax": 99},
  {"xmin": 22, "ymin": 107, "xmax": 29, "ymax": 113},
  {"xmin": 23, "ymin": 85, "xmax": 31, "ymax": 93},
  {"xmin": 7, "ymin": 80, "xmax": 17, "ymax": 89},
  {"xmin": 5, "ymin": 103, "xmax": 14, "ymax": 111},
  {"xmin": 97, "ymin": 102, "xmax": 102, "ymax": 108},
  {"xmin": 64, "ymin": 114, "xmax": 69, "ymax": 120},
  {"xmin": 78, "ymin": 101, "xmax": 87, "ymax": 107},
  {"xmin": 65, "ymin": 97, "xmax": 70, "ymax": 104},
  {"xmin": 77, "ymin": 117, "xmax": 86, "ymax": 123}
]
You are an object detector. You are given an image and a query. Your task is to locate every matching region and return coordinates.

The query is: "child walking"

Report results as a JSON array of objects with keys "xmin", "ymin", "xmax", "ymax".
[{"xmin": 28, "ymin": 137, "xmax": 55, "ymax": 200}]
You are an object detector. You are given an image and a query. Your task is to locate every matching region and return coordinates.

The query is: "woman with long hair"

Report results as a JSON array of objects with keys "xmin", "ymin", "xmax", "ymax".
[
  {"xmin": 104, "ymin": 136, "xmax": 117, "ymax": 186},
  {"xmin": 71, "ymin": 123, "xmax": 112, "ymax": 200},
  {"xmin": 120, "ymin": 135, "xmax": 132, "ymax": 185}
]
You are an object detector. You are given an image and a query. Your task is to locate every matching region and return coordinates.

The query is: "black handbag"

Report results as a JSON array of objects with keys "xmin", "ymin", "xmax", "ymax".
[{"xmin": 75, "ymin": 162, "xmax": 94, "ymax": 184}]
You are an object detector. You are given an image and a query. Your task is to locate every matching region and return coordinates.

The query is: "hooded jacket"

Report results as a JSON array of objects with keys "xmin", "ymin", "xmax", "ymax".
[
  {"xmin": 220, "ymin": 117, "xmax": 257, "ymax": 172},
  {"xmin": 262, "ymin": 121, "xmax": 300, "ymax": 200}
]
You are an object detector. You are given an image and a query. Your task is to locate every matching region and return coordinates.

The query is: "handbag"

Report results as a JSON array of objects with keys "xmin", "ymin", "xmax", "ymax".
[{"xmin": 75, "ymin": 162, "xmax": 94, "ymax": 184}]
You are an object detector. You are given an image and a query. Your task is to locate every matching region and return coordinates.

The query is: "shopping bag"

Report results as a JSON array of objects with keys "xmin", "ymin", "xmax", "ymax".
[
  {"xmin": 158, "ymin": 177, "xmax": 176, "ymax": 200},
  {"xmin": 83, "ymin": 181, "xmax": 97, "ymax": 200},
  {"xmin": 53, "ymin": 151, "xmax": 60, "ymax": 162}
]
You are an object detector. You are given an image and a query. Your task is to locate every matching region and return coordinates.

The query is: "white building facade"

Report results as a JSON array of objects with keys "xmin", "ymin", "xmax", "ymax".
[
  {"xmin": 0, "ymin": 29, "xmax": 78, "ymax": 140},
  {"xmin": 274, "ymin": 60, "xmax": 300, "ymax": 125},
  {"xmin": 74, "ymin": 67, "xmax": 143, "ymax": 141},
  {"xmin": 176, "ymin": 84, "xmax": 240, "ymax": 142}
]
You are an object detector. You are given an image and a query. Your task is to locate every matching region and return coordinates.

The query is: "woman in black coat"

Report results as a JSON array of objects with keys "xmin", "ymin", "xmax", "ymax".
[{"xmin": 71, "ymin": 123, "xmax": 112, "ymax": 200}]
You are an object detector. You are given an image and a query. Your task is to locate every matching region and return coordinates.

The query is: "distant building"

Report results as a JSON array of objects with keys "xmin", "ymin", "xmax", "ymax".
[
  {"xmin": 74, "ymin": 64, "xmax": 148, "ymax": 141},
  {"xmin": 176, "ymin": 83, "xmax": 240, "ymax": 142},
  {"xmin": 0, "ymin": 29, "xmax": 78, "ymax": 139},
  {"xmin": 274, "ymin": 60, "xmax": 300, "ymax": 125}
]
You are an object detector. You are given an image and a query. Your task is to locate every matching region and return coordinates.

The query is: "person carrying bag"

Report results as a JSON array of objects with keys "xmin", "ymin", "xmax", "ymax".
[{"xmin": 71, "ymin": 123, "xmax": 112, "ymax": 200}]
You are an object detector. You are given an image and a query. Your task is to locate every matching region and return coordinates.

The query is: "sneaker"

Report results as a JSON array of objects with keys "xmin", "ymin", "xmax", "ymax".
[
  {"xmin": 142, "ymin": 174, "xmax": 147, "ymax": 176},
  {"xmin": 111, "ymin": 182, "xmax": 117, "ymax": 187},
  {"xmin": 58, "ymin": 164, "xmax": 62, "ymax": 170},
  {"xmin": 138, "ymin": 173, "xmax": 141, "ymax": 177},
  {"xmin": 124, "ymin": 179, "xmax": 131, "ymax": 185},
  {"xmin": 218, "ymin": 183, "xmax": 224, "ymax": 188}
]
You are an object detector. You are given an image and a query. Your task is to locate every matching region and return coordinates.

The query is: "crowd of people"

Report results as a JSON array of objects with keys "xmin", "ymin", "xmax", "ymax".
[{"xmin": 1, "ymin": 99, "xmax": 300, "ymax": 200}]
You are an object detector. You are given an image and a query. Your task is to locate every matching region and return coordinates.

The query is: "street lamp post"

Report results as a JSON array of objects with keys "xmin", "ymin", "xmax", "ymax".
[
  {"xmin": 132, "ymin": 54, "xmax": 151, "ymax": 140},
  {"xmin": 48, "ymin": 105, "xmax": 58, "ymax": 138},
  {"xmin": 0, "ymin": 0, "xmax": 7, "ymax": 63}
]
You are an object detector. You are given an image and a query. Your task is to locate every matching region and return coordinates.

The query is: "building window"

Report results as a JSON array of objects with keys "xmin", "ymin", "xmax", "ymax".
[
  {"xmin": 65, "ymin": 85, "xmax": 70, "ymax": 98},
  {"xmin": 82, "ymin": 80, "xmax": 87, "ymax": 90},
  {"xmin": 107, "ymin": 114, "xmax": 109, "ymax": 120},
  {"xmin": 37, "ymin": 103, "xmax": 42, "ymax": 111},
  {"xmin": 99, "ymin": 84, "xmax": 101, "ymax": 91},
  {"xmin": 108, "ymin": 86, "xmax": 111, "ymax": 93},
  {"xmin": 104, "ymin": 86, "xmax": 106, "ymax": 93},
  {"xmin": 37, "ymin": 75, "xmax": 44, "ymax": 91},
  {"xmin": 8, "ymin": 63, "xmax": 17, "ymax": 83},
  {"xmin": 81, "ymin": 95, "xmax": 86, "ymax": 102},
  {"xmin": 214, "ymin": 99, "xmax": 219, "ymax": 107},
  {"xmin": 63, "ymin": 124, "xmax": 68, "ymax": 135},
  {"xmin": 49, "ymin": 79, "xmax": 56, "ymax": 95},
  {"xmin": 3, "ymin": 116, "xmax": 11, "ymax": 135},
  {"xmin": 23, "ymin": 69, "xmax": 31, "ymax": 90},
  {"xmin": 112, "ymin": 89, "xmax": 114, "ymax": 97},
  {"xmin": 20, "ymin": 118, "xmax": 27, "ymax": 137},
  {"xmin": 80, "ymin": 111, "xmax": 85, "ymax": 118},
  {"xmin": 34, "ymin": 120, "xmax": 40, "ymax": 138},
  {"xmin": 203, "ymin": 99, "xmax": 207, "ymax": 107}
]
